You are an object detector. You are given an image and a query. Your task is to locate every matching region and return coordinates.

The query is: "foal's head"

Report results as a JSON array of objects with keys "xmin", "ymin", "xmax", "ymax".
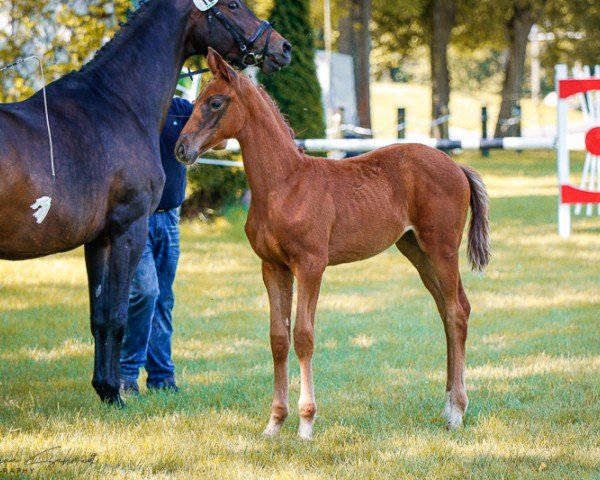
[{"xmin": 176, "ymin": 49, "xmax": 256, "ymax": 165}]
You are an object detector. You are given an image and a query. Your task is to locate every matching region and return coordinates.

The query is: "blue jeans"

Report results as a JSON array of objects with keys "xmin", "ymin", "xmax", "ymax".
[{"xmin": 120, "ymin": 209, "xmax": 181, "ymax": 387}]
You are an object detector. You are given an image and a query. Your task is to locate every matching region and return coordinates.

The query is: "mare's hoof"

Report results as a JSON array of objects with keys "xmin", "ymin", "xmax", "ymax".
[
  {"xmin": 106, "ymin": 394, "xmax": 126, "ymax": 408},
  {"xmin": 97, "ymin": 390, "xmax": 125, "ymax": 408},
  {"xmin": 94, "ymin": 378, "xmax": 126, "ymax": 408}
]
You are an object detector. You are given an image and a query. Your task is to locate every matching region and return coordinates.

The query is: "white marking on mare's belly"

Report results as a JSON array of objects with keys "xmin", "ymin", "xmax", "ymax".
[
  {"xmin": 95, "ymin": 285, "xmax": 102, "ymax": 298},
  {"xmin": 30, "ymin": 196, "xmax": 52, "ymax": 224}
]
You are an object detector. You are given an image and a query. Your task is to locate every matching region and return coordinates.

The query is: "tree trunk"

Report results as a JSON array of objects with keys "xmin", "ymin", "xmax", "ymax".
[
  {"xmin": 494, "ymin": 2, "xmax": 536, "ymax": 138},
  {"xmin": 338, "ymin": 0, "xmax": 372, "ymax": 130},
  {"xmin": 429, "ymin": 0, "xmax": 455, "ymax": 139}
]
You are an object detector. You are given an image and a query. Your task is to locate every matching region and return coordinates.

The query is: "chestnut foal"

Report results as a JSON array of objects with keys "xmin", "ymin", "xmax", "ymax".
[{"xmin": 177, "ymin": 50, "xmax": 491, "ymax": 439}]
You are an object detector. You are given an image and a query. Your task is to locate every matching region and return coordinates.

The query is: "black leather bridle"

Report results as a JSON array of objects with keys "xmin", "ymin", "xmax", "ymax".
[{"xmin": 207, "ymin": 6, "xmax": 274, "ymax": 67}]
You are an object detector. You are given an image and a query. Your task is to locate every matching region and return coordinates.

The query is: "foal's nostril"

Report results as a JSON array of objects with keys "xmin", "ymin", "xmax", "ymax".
[
  {"xmin": 282, "ymin": 41, "xmax": 292, "ymax": 57},
  {"xmin": 176, "ymin": 143, "xmax": 186, "ymax": 160}
]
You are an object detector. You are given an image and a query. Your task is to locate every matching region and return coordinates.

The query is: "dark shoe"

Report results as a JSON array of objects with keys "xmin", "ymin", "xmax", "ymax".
[
  {"xmin": 147, "ymin": 379, "xmax": 179, "ymax": 393},
  {"xmin": 119, "ymin": 378, "xmax": 140, "ymax": 396}
]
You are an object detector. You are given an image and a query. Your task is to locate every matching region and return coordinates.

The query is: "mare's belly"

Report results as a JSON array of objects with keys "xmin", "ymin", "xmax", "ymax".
[{"xmin": 0, "ymin": 199, "xmax": 103, "ymax": 260}]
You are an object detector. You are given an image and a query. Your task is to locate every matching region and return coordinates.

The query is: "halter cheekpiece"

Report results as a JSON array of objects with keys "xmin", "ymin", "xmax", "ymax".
[{"xmin": 196, "ymin": 0, "xmax": 274, "ymax": 68}]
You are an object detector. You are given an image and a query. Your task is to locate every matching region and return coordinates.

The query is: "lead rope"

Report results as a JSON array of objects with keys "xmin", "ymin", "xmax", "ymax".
[{"xmin": 1, "ymin": 55, "xmax": 55, "ymax": 182}]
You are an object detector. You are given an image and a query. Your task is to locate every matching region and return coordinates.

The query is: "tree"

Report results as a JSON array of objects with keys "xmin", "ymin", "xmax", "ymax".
[
  {"xmin": 372, "ymin": 0, "xmax": 455, "ymax": 138},
  {"xmin": 338, "ymin": 0, "xmax": 373, "ymax": 130},
  {"xmin": 429, "ymin": 0, "xmax": 455, "ymax": 138},
  {"xmin": 541, "ymin": 0, "xmax": 600, "ymax": 73},
  {"xmin": 494, "ymin": 0, "xmax": 548, "ymax": 137},
  {"xmin": 0, "ymin": 0, "xmax": 130, "ymax": 103},
  {"xmin": 262, "ymin": 0, "xmax": 325, "ymax": 138}
]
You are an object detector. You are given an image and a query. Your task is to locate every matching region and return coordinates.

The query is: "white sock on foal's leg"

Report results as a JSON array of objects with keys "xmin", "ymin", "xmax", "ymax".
[
  {"xmin": 262, "ymin": 418, "xmax": 284, "ymax": 437},
  {"xmin": 298, "ymin": 416, "xmax": 314, "ymax": 440},
  {"xmin": 442, "ymin": 391, "xmax": 467, "ymax": 429}
]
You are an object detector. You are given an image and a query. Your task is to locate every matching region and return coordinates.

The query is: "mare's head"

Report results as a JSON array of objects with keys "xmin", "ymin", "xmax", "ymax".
[
  {"xmin": 186, "ymin": 0, "xmax": 291, "ymax": 74},
  {"xmin": 175, "ymin": 49, "xmax": 258, "ymax": 164}
]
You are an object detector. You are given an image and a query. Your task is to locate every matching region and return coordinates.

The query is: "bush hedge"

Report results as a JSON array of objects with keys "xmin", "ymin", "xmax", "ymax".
[
  {"xmin": 182, "ymin": 152, "xmax": 248, "ymax": 221},
  {"xmin": 261, "ymin": 0, "xmax": 325, "ymax": 139}
]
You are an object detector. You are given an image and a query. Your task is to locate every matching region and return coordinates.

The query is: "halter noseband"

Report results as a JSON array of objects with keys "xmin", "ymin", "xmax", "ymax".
[{"xmin": 207, "ymin": 6, "xmax": 274, "ymax": 67}]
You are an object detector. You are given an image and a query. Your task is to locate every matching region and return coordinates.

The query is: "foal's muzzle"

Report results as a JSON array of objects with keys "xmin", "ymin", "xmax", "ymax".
[{"xmin": 175, "ymin": 141, "xmax": 198, "ymax": 166}]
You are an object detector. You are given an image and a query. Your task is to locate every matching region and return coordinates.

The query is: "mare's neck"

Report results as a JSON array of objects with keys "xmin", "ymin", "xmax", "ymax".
[
  {"xmin": 236, "ymin": 89, "xmax": 303, "ymax": 202},
  {"xmin": 80, "ymin": 0, "xmax": 198, "ymax": 134}
]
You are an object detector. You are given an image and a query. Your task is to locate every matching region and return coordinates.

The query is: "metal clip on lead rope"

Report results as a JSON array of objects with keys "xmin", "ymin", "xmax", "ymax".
[{"xmin": 1, "ymin": 56, "xmax": 55, "ymax": 182}]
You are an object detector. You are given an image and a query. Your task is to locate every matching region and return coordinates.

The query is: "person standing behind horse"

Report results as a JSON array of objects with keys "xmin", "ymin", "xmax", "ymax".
[{"xmin": 119, "ymin": 97, "xmax": 193, "ymax": 394}]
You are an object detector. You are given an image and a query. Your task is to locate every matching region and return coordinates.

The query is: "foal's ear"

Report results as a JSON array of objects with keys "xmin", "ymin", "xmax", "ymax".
[{"xmin": 207, "ymin": 48, "xmax": 238, "ymax": 83}]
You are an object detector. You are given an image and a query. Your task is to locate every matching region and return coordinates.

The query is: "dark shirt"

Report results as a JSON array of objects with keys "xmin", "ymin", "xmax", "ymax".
[{"xmin": 157, "ymin": 97, "xmax": 193, "ymax": 212}]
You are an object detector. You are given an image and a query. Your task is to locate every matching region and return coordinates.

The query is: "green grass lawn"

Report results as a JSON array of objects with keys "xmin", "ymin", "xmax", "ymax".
[{"xmin": 1, "ymin": 151, "xmax": 599, "ymax": 479}]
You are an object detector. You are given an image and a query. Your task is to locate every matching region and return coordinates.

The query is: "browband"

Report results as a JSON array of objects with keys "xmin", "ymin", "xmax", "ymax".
[{"xmin": 193, "ymin": 0, "xmax": 218, "ymax": 12}]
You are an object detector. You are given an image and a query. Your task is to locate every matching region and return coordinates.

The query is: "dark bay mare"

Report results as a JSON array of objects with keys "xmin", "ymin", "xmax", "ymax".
[
  {"xmin": 0, "ymin": 0, "xmax": 290, "ymax": 405},
  {"xmin": 176, "ymin": 51, "xmax": 491, "ymax": 439}
]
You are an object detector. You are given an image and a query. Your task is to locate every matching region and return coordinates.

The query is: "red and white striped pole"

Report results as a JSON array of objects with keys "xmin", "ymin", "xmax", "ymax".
[{"xmin": 556, "ymin": 64, "xmax": 600, "ymax": 237}]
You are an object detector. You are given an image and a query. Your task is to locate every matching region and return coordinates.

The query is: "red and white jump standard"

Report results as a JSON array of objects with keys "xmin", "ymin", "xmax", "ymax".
[{"xmin": 556, "ymin": 64, "xmax": 600, "ymax": 237}]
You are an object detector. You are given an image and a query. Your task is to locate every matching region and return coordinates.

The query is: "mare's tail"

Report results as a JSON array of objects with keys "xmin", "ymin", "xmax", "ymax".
[{"xmin": 460, "ymin": 165, "xmax": 491, "ymax": 274}]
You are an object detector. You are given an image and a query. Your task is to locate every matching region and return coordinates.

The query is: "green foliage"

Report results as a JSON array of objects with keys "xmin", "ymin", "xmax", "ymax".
[
  {"xmin": 261, "ymin": 0, "xmax": 325, "ymax": 138},
  {"xmin": 0, "ymin": 0, "xmax": 130, "ymax": 103},
  {"xmin": 541, "ymin": 0, "xmax": 600, "ymax": 71},
  {"xmin": 449, "ymin": 47, "xmax": 504, "ymax": 93},
  {"xmin": 245, "ymin": 0, "xmax": 274, "ymax": 19},
  {"xmin": 182, "ymin": 152, "xmax": 248, "ymax": 220},
  {"xmin": 371, "ymin": 0, "xmax": 428, "ymax": 68}
]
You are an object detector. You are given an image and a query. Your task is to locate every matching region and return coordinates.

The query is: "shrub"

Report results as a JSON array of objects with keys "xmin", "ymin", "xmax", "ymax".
[
  {"xmin": 261, "ymin": 0, "xmax": 325, "ymax": 139},
  {"xmin": 182, "ymin": 152, "xmax": 248, "ymax": 221}
]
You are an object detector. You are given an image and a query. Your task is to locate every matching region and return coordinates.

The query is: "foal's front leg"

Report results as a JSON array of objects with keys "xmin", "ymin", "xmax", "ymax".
[
  {"xmin": 262, "ymin": 261, "xmax": 294, "ymax": 437},
  {"xmin": 292, "ymin": 258, "xmax": 325, "ymax": 440}
]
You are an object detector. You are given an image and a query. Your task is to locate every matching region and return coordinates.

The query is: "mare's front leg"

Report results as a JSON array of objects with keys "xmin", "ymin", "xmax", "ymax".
[
  {"xmin": 262, "ymin": 261, "xmax": 294, "ymax": 437},
  {"xmin": 292, "ymin": 257, "xmax": 325, "ymax": 440},
  {"xmin": 86, "ymin": 217, "xmax": 148, "ymax": 404},
  {"xmin": 85, "ymin": 237, "xmax": 111, "ymax": 402}
]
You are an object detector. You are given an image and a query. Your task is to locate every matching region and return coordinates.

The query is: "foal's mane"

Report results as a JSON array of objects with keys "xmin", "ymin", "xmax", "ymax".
[
  {"xmin": 254, "ymin": 84, "xmax": 296, "ymax": 141},
  {"xmin": 80, "ymin": 0, "xmax": 158, "ymax": 73}
]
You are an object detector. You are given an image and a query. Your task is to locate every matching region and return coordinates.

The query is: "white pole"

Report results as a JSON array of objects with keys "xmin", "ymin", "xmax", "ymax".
[
  {"xmin": 556, "ymin": 64, "xmax": 571, "ymax": 237},
  {"xmin": 324, "ymin": 0, "xmax": 335, "ymax": 139},
  {"xmin": 530, "ymin": 24, "xmax": 541, "ymax": 102}
]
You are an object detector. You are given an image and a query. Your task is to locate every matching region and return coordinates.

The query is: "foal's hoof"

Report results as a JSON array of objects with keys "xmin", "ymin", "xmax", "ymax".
[
  {"xmin": 262, "ymin": 419, "xmax": 283, "ymax": 438},
  {"xmin": 297, "ymin": 418, "xmax": 314, "ymax": 441},
  {"xmin": 442, "ymin": 394, "xmax": 465, "ymax": 430},
  {"xmin": 443, "ymin": 409, "xmax": 463, "ymax": 430}
]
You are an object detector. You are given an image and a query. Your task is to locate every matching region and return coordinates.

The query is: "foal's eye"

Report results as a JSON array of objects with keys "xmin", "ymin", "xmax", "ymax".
[
  {"xmin": 227, "ymin": 1, "xmax": 239, "ymax": 10},
  {"xmin": 210, "ymin": 99, "xmax": 224, "ymax": 111}
]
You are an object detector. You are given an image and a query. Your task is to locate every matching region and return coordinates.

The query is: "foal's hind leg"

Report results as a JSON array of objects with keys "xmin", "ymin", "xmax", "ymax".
[
  {"xmin": 396, "ymin": 231, "xmax": 470, "ymax": 429},
  {"xmin": 262, "ymin": 261, "xmax": 294, "ymax": 437}
]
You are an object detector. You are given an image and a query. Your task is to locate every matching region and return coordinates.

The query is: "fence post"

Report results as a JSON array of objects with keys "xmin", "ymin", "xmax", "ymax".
[
  {"xmin": 481, "ymin": 105, "xmax": 489, "ymax": 158},
  {"xmin": 514, "ymin": 103, "xmax": 522, "ymax": 137},
  {"xmin": 556, "ymin": 64, "xmax": 571, "ymax": 237},
  {"xmin": 397, "ymin": 108, "xmax": 406, "ymax": 139}
]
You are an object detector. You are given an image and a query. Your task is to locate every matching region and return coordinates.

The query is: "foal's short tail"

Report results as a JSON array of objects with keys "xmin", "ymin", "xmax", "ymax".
[{"xmin": 460, "ymin": 165, "xmax": 491, "ymax": 274}]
